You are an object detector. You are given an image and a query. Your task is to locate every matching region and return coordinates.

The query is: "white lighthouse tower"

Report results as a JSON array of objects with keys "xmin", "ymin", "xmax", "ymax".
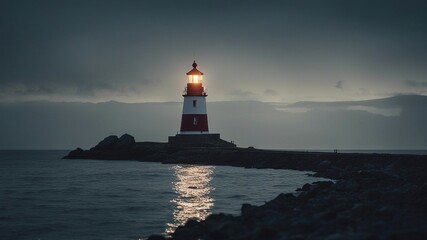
[
  {"xmin": 179, "ymin": 61, "xmax": 209, "ymax": 134},
  {"xmin": 168, "ymin": 61, "xmax": 236, "ymax": 148}
]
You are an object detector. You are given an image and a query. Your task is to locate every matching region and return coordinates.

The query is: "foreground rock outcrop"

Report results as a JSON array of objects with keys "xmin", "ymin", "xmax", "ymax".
[{"xmin": 65, "ymin": 134, "xmax": 427, "ymax": 239}]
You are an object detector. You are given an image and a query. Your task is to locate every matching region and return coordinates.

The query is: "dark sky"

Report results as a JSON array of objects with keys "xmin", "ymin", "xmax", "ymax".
[{"xmin": 1, "ymin": 0, "xmax": 426, "ymax": 103}]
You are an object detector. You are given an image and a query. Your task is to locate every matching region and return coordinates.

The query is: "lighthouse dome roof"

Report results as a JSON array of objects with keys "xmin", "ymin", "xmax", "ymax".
[{"xmin": 186, "ymin": 61, "xmax": 204, "ymax": 75}]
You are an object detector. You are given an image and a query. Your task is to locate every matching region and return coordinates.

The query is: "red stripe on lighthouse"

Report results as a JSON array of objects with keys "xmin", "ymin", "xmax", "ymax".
[{"xmin": 180, "ymin": 114, "xmax": 209, "ymax": 132}]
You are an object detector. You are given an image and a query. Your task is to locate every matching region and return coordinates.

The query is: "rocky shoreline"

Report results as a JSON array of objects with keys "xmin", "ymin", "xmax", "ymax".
[{"xmin": 65, "ymin": 134, "xmax": 427, "ymax": 239}]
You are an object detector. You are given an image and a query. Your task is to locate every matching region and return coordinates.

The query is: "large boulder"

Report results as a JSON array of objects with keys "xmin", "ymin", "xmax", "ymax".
[
  {"xmin": 115, "ymin": 134, "xmax": 136, "ymax": 149},
  {"xmin": 94, "ymin": 135, "xmax": 118, "ymax": 150}
]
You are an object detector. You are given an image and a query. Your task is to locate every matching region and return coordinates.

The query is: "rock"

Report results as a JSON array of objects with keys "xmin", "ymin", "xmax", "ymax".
[
  {"xmin": 253, "ymin": 226, "xmax": 279, "ymax": 240},
  {"xmin": 324, "ymin": 233, "xmax": 345, "ymax": 240},
  {"xmin": 367, "ymin": 190, "xmax": 382, "ymax": 201},
  {"xmin": 419, "ymin": 183, "xmax": 427, "ymax": 198},
  {"xmin": 64, "ymin": 147, "xmax": 84, "ymax": 158},
  {"xmin": 94, "ymin": 135, "xmax": 118, "ymax": 150},
  {"xmin": 376, "ymin": 206, "xmax": 394, "ymax": 220},
  {"xmin": 184, "ymin": 219, "xmax": 199, "ymax": 228},
  {"xmin": 319, "ymin": 211, "xmax": 337, "ymax": 220},
  {"xmin": 319, "ymin": 160, "xmax": 332, "ymax": 168},
  {"xmin": 387, "ymin": 230, "xmax": 427, "ymax": 240},
  {"xmin": 290, "ymin": 219, "xmax": 315, "ymax": 232},
  {"xmin": 365, "ymin": 234, "xmax": 382, "ymax": 240},
  {"xmin": 241, "ymin": 203, "xmax": 257, "ymax": 216},
  {"xmin": 351, "ymin": 202, "xmax": 374, "ymax": 218},
  {"xmin": 314, "ymin": 166, "xmax": 343, "ymax": 179},
  {"xmin": 173, "ymin": 225, "xmax": 202, "ymax": 240},
  {"xmin": 271, "ymin": 193, "xmax": 296, "ymax": 204},
  {"xmin": 312, "ymin": 181, "xmax": 334, "ymax": 190},
  {"xmin": 265, "ymin": 193, "xmax": 296, "ymax": 210},
  {"xmin": 146, "ymin": 235, "xmax": 166, "ymax": 240},
  {"xmin": 301, "ymin": 183, "xmax": 311, "ymax": 191},
  {"xmin": 115, "ymin": 133, "xmax": 136, "ymax": 149}
]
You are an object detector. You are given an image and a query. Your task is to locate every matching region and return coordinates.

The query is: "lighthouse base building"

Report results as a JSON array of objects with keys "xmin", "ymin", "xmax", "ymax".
[
  {"xmin": 168, "ymin": 133, "xmax": 236, "ymax": 148},
  {"xmin": 168, "ymin": 61, "xmax": 236, "ymax": 148}
]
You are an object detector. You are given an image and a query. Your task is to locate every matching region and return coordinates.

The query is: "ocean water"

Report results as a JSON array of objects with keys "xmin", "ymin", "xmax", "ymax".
[
  {"xmin": 264, "ymin": 149, "xmax": 427, "ymax": 155},
  {"xmin": 0, "ymin": 150, "xmax": 327, "ymax": 240}
]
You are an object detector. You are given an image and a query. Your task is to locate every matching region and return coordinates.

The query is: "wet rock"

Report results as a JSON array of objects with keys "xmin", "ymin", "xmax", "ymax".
[
  {"xmin": 184, "ymin": 219, "xmax": 199, "ymax": 228},
  {"xmin": 367, "ymin": 190, "xmax": 382, "ymax": 201},
  {"xmin": 311, "ymin": 181, "xmax": 334, "ymax": 192},
  {"xmin": 290, "ymin": 219, "xmax": 316, "ymax": 232},
  {"xmin": 241, "ymin": 203, "xmax": 257, "ymax": 216},
  {"xmin": 173, "ymin": 225, "xmax": 202, "ymax": 240},
  {"xmin": 386, "ymin": 230, "xmax": 427, "ymax": 240},
  {"xmin": 352, "ymin": 202, "xmax": 374, "ymax": 218},
  {"xmin": 252, "ymin": 226, "xmax": 279, "ymax": 240},
  {"xmin": 419, "ymin": 183, "xmax": 427, "ymax": 198},
  {"xmin": 324, "ymin": 233, "xmax": 346, "ymax": 240},
  {"xmin": 300, "ymin": 183, "xmax": 311, "ymax": 191},
  {"xmin": 318, "ymin": 210, "xmax": 337, "ymax": 221},
  {"xmin": 202, "ymin": 213, "xmax": 234, "ymax": 231},
  {"xmin": 318, "ymin": 160, "xmax": 332, "ymax": 169},
  {"xmin": 318, "ymin": 167, "xmax": 342, "ymax": 179},
  {"xmin": 376, "ymin": 206, "xmax": 395, "ymax": 220},
  {"xmin": 146, "ymin": 235, "xmax": 166, "ymax": 240},
  {"xmin": 264, "ymin": 193, "xmax": 296, "ymax": 210}
]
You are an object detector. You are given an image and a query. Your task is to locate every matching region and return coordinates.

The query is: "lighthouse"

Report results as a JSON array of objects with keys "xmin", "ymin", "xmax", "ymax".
[
  {"xmin": 179, "ymin": 61, "xmax": 209, "ymax": 134},
  {"xmin": 168, "ymin": 61, "xmax": 236, "ymax": 148}
]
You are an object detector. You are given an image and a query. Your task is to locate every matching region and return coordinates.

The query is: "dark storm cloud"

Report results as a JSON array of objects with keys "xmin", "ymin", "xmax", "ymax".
[{"xmin": 0, "ymin": 0, "xmax": 426, "ymax": 102}]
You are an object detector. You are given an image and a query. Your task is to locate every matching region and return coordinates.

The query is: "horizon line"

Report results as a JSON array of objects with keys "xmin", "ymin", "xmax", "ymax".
[{"xmin": 1, "ymin": 94, "xmax": 426, "ymax": 105}]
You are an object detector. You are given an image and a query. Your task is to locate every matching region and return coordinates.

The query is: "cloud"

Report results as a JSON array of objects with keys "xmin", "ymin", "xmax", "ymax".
[
  {"xmin": 404, "ymin": 80, "xmax": 427, "ymax": 88},
  {"xmin": 11, "ymin": 84, "xmax": 55, "ymax": 96},
  {"xmin": 263, "ymin": 89, "xmax": 278, "ymax": 96},
  {"xmin": 74, "ymin": 81, "xmax": 117, "ymax": 97},
  {"xmin": 229, "ymin": 89, "xmax": 258, "ymax": 100},
  {"xmin": 335, "ymin": 81, "xmax": 343, "ymax": 89},
  {"xmin": 1, "ymin": 81, "xmax": 116, "ymax": 96},
  {"xmin": 0, "ymin": 80, "xmax": 146, "ymax": 102},
  {"xmin": 0, "ymin": 1, "xmax": 426, "ymax": 103}
]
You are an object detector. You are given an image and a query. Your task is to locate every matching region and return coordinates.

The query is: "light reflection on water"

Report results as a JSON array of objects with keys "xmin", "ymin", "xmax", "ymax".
[{"xmin": 165, "ymin": 165, "xmax": 215, "ymax": 234}]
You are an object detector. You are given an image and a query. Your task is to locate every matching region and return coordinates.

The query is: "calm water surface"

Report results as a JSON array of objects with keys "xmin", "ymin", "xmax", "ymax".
[{"xmin": 0, "ymin": 150, "xmax": 328, "ymax": 239}]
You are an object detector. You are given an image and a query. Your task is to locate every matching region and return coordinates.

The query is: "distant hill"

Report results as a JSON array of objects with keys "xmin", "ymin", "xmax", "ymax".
[
  {"xmin": 289, "ymin": 94, "xmax": 427, "ymax": 108},
  {"xmin": 0, "ymin": 95, "xmax": 426, "ymax": 150}
]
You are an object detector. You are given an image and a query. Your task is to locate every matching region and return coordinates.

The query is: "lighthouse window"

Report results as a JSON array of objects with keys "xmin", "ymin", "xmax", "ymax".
[
  {"xmin": 193, "ymin": 100, "xmax": 197, "ymax": 107},
  {"xmin": 193, "ymin": 117, "xmax": 198, "ymax": 125}
]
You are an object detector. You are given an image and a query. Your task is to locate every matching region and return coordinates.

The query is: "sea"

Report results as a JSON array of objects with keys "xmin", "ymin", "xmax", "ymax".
[{"xmin": 1, "ymin": 150, "xmax": 423, "ymax": 240}]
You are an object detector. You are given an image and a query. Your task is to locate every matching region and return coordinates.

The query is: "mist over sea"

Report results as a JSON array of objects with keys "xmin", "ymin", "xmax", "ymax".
[{"xmin": 0, "ymin": 150, "xmax": 329, "ymax": 239}]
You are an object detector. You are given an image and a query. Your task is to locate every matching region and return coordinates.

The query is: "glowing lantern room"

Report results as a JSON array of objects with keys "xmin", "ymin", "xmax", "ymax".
[
  {"xmin": 186, "ymin": 61, "xmax": 204, "ymax": 83},
  {"xmin": 184, "ymin": 61, "xmax": 206, "ymax": 96}
]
